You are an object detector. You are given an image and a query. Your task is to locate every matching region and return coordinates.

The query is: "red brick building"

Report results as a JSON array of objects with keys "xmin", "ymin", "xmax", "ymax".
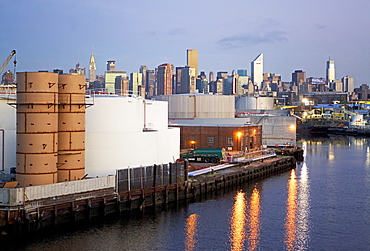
[{"xmin": 173, "ymin": 124, "xmax": 262, "ymax": 152}]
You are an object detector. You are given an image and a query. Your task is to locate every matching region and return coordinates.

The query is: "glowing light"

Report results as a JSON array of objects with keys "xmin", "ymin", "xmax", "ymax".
[
  {"xmin": 185, "ymin": 214, "xmax": 198, "ymax": 251},
  {"xmin": 236, "ymin": 131, "xmax": 243, "ymax": 138},
  {"xmin": 289, "ymin": 124, "xmax": 296, "ymax": 130},
  {"xmin": 248, "ymin": 188, "xmax": 261, "ymax": 251},
  {"xmin": 229, "ymin": 191, "xmax": 246, "ymax": 251}
]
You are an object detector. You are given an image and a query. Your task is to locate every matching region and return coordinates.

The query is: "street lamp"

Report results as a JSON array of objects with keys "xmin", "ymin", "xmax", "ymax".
[
  {"xmin": 236, "ymin": 131, "xmax": 243, "ymax": 154},
  {"xmin": 190, "ymin": 140, "xmax": 196, "ymax": 149}
]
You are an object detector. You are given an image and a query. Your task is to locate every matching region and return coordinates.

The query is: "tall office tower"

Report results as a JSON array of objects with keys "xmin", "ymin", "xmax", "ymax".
[
  {"xmin": 157, "ymin": 63, "xmax": 173, "ymax": 95},
  {"xmin": 115, "ymin": 75, "xmax": 129, "ymax": 95},
  {"xmin": 146, "ymin": 70, "xmax": 156, "ymax": 97},
  {"xmin": 175, "ymin": 67, "xmax": 183, "ymax": 94},
  {"xmin": 196, "ymin": 78, "xmax": 209, "ymax": 93},
  {"xmin": 326, "ymin": 59, "xmax": 335, "ymax": 85},
  {"xmin": 105, "ymin": 61, "xmax": 126, "ymax": 94},
  {"xmin": 237, "ymin": 75, "xmax": 249, "ymax": 95},
  {"xmin": 209, "ymin": 71, "xmax": 214, "ymax": 82},
  {"xmin": 180, "ymin": 66, "xmax": 196, "ymax": 93},
  {"xmin": 292, "ymin": 70, "xmax": 306, "ymax": 85},
  {"xmin": 223, "ymin": 76, "xmax": 234, "ymax": 95},
  {"xmin": 330, "ymin": 80, "xmax": 343, "ymax": 92},
  {"xmin": 130, "ymin": 72, "xmax": 143, "ymax": 96},
  {"xmin": 139, "ymin": 65, "xmax": 148, "ymax": 96},
  {"xmin": 187, "ymin": 49, "xmax": 198, "ymax": 77},
  {"xmin": 342, "ymin": 76, "xmax": 355, "ymax": 93},
  {"xmin": 107, "ymin": 60, "xmax": 116, "ymax": 71},
  {"xmin": 237, "ymin": 69, "xmax": 248, "ymax": 76},
  {"xmin": 251, "ymin": 54, "xmax": 263, "ymax": 90},
  {"xmin": 88, "ymin": 51, "xmax": 96, "ymax": 83}
]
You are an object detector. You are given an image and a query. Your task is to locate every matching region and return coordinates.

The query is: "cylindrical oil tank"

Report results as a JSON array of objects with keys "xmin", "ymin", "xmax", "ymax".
[
  {"xmin": 57, "ymin": 75, "xmax": 86, "ymax": 182},
  {"xmin": 16, "ymin": 72, "xmax": 59, "ymax": 186},
  {"xmin": 235, "ymin": 96, "xmax": 274, "ymax": 110}
]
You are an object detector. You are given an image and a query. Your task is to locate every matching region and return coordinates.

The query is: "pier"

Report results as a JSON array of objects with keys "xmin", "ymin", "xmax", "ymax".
[{"xmin": 0, "ymin": 153, "xmax": 299, "ymax": 236}]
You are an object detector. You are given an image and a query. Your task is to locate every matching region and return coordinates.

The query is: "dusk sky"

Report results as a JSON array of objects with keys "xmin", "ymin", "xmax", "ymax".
[{"xmin": 1, "ymin": 0, "xmax": 369, "ymax": 86}]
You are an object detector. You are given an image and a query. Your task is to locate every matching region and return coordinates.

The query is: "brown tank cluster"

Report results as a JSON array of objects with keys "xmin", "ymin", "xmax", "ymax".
[{"xmin": 16, "ymin": 72, "xmax": 86, "ymax": 187}]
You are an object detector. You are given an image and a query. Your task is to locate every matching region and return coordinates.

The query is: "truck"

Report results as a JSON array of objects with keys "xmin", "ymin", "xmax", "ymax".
[{"xmin": 180, "ymin": 148, "xmax": 225, "ymax": 163}]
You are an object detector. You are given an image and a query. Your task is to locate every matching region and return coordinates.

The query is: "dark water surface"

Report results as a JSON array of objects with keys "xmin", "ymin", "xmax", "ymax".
[{"xmin": 3, "ymin": 136, "xmax": 370, "ymax": 250}]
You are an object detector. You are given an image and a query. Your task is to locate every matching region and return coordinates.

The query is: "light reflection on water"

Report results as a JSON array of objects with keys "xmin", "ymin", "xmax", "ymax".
[
  {"xmin": 296, "ymin": 161, "xmax": 310, "ymax": 250},
  {"xmin": 4, "ymin": 136, "xmax": 370, "ymax": 250},
  {"xmin": 247, "ymin": 188, "xmax": 261, "ymax": 251},
  {"xmin": 285, "ymin": 169, "xmax": 298, "ymax": 251},
  {"xmin": 229, "ymin": 191, "xmax": 247, "ymax": 251},
  {"xmin": 184, "ymin": 214, "xmax": 198, "ymax": 251}
]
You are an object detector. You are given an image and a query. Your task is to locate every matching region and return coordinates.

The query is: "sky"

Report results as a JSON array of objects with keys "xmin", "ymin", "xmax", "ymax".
[{"xmin": 1, "ymin": 0, "xmax": 369, "ymax": 86}]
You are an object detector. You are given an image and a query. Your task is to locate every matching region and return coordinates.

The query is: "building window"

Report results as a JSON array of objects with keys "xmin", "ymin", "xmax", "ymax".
[
  {"xmin": 226, "ymin": 136, "xmax": 233, "ymax": 147},
  {"xmin": 208, "ymin": 135, "xmax": 215, "ymax": 146}
]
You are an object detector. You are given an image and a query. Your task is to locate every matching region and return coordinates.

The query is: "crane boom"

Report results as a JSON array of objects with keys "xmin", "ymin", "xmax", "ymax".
[{"xmin": 0, "ymin": 50, "xmax": 16, "ymax": 76}]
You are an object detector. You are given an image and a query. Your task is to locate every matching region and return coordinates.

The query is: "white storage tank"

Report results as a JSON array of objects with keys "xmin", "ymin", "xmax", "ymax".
[
  {"xmin": 85, "ymin": 96, "xmax": 180, "ymax": 177},
  {"xmin": 235, "ymin": 96, "xmax": 274, "ymax": 110}
]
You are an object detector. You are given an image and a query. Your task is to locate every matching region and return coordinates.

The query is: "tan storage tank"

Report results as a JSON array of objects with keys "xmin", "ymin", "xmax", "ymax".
[
  {"xmin": 57, "ymin": 75, "xmax": 86, "ymax": 182},
  {"xmin": 16, "ymin": 72, "xmax": 59, "ymax": 186}
]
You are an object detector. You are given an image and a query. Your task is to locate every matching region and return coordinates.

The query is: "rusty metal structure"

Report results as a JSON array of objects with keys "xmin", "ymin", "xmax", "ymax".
[
  {"xmin": 57, "ymin": 75, "xmax": 86, "ymax": 182},
  {"xmin": 16, "ymin": 72, "xmax": 59, "ymax": 186},
  {"xmin": 15, "ymin": 72, "xmax": 87, "ymax": 186}
]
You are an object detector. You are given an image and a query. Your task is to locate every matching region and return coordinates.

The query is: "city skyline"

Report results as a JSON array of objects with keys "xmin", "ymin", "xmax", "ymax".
[{"xmin": 1, "ymin": 0, "xmax": 369, "ymax": 86}]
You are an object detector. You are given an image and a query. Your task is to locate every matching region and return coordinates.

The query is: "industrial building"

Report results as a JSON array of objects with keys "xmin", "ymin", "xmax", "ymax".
[
  {"xmin": 0, "ymin": 72, "xmax": 180, "ymax": 186},
  {"xmin": 170, "ymin": 117, "xmax": 296, "ymax": 148},
  {"xmin": 171, "ymin": 123, "xmax": 262, "ymax": 152},
  {"xmin": 154, "ymin": 94, "xmax": 235, "ymax": 119}
]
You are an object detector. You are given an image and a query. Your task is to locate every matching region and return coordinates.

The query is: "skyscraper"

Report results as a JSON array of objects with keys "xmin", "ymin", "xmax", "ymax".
[
  {"xmin": 180, "ymin": 66, "xmax": 196, "ymax": 94},
  {"xmin": 292, "ymin": 70, "xmax": 306, "ymax": 85},
  {"xmin": 209, "ymin": 71, "xmax": 214, "ymax": 82},
  {"xmin": 105, "ymin": 60, "xmax": 126, "ymax": 94},
  {"xmin": 130, "ymin": 72, "xmax": 143, "ymax": 96},
  {"xmin": 342, "ymin": 76, "xmax": 355, "ymax": 93},
  {"xmin": 139, "ymin": 65, "xmax": 148, "ymax": 96},
  {"xmin": 187, "ymin": 49, "xmax": 198, "ymax": 77},
  {"xmin": 157, "ymin": 63, "xmax": 173, "ymax": 95},
  {"xmin": 146, "ymin": 70, "xmax": 156, "ymax": 97},
  {"xmin": 88, "ymin": 51, "xmax": 96, "ymax": 83},
  {"xmin": 251, "ymin": 54, "xmax": 263, "ymax": 90},
  {"xmin": 326, "ymin": 59, "xmax": 335, "ymax": 85}
]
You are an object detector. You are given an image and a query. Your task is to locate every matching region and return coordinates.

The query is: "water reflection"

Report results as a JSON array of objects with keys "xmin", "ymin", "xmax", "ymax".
[
  {"xmin": 283, "ymin": 140, "xmax": 311, "ymax": 250},
  {"xmin": 285, "ymin": 169, "xmax": 298, "ymax": 251},
  {"xmin": 185, "ymin": 214, "xmax": 198, "ymax": 251},
  {"xmin": 229, "ymin": 191, "xmax": 247, "ymax": 251},
  {"xmin": 247, "ymin": 188, "xmax": 261, "ymax": 251},
  {"xmin": 296, "ymin": 161, "xmax": 310, "ymax": 250}
]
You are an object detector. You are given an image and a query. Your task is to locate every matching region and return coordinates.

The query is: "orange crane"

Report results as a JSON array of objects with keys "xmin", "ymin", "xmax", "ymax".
[{"xmin": 0, "ymin": 50, "xmax": 17, "ymax": 77}]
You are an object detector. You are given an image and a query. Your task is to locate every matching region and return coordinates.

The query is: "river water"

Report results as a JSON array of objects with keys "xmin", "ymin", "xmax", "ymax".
[{"xmin": 3, "ymin": 136, "xmax": 370, "ymax": 250}]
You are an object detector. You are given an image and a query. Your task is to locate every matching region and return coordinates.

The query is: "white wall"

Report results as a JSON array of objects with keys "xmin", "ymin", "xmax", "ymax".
[
  {"xmin": 0, "ymin": 98, "xmax": 16, "ymax": 173},
  {"xmin": 85, "ymin": 96, "xmax": 180, "ymax": 177}
]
